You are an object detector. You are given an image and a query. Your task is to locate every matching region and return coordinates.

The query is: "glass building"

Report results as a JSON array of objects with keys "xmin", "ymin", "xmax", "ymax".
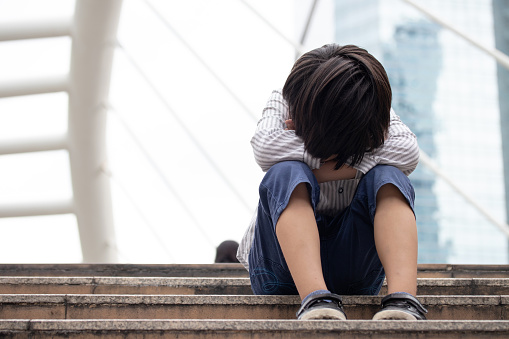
[
  {"xmin": 334, "ymin": 0, "xmax": 507, "ymax": 263},
  {"xmin": 383, "ymin": 19, "xmax": 449, "ymax": 262}
]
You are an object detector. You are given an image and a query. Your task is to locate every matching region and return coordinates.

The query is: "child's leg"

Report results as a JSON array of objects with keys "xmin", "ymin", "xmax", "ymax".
[
  {"xmin": 276, "ymin": 182, "xmax": 327, "ymax": 300},
  {"xmin": 367, "ymin": 170, "xmax": 427, "ymax": 320},
  {"xmin": 321, "ymin": 165, "xmax": 416, "ymax": 296},
  {"xmin": 248, "ymin": 161, "xmax": 322, "ymax": 296},
  {"xmin": 249, "ymin": 161, "xmax": 347, "ymax": 320},
  {"xmin": 375, "ymin": 183, "xmax": 417, "ymax": 295}
]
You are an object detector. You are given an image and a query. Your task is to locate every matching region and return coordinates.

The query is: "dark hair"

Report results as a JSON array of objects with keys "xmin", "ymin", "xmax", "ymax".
[
  {"xmin": 214, "ymin": 240, "xmax": 239, "ymax": 263},
  {"xmin": 282, "ymin": 44, "xmax": 391, "ymax": 169}
]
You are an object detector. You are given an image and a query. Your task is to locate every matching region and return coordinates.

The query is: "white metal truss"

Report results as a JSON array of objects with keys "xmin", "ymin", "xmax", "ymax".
[
  {"xmin": 0, "ymin": 0, "xmax": 123, "ymax": 262},
  {"xmin": 67, "ymin": 0, "xmax": 123, "ymax": 263}
]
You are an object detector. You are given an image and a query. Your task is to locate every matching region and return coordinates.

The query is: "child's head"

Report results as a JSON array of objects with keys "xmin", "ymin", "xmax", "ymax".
[{"xmin": 283, "ymin": 44, "xmax": 391, "ymax": 169}]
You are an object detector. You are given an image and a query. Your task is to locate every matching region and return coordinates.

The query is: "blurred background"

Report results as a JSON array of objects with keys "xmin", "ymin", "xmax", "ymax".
[{"xmin": 0, "ymin": 0, "xmax": 508, "ymax": 265}]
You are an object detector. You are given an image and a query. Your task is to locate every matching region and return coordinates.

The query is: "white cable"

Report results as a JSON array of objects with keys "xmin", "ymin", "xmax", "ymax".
[
  {"xmin": 239, "ymin": 0, "xmax": 306, "ymax": 56},
  {"xmin": 102, "ymin": 160, "xmax": 177, "ymax": 262},
  {"xmin": 107, "ymin": 105, "xmax": 217, "ymax": 249},
  {"xmin": 299, "ymin": 0, "xmax": 319, "ymax": 45},
  {"xmin": 419, "ymin": 150, "xmax": 509, "ymax": 238},
  {"xmin": 117, "ymin": 43, "xmax": 254, "ymax": 215},
  {"xmin": 401, "ymin": 0, "xmax": 509, "ymax": 71},
  {"xmin": 141, "ymin": 0, "xmax": 258, "ymax": 122}
]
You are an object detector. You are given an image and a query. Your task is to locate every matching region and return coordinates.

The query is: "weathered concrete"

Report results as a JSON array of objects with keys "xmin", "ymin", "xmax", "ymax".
[
  {"xmin": 0, "ymin": 264, "xmax": 508, "ymax": 337},
  {"xmin": 1, "ymin": 294, "xmax": 508, "ymax": 320},
  {"xmin": 385, "ymin": 278, "xmax": 509, "ymax": 295},
  {"xmin": 0, "ymin": 277, "xmax": 96, "ymax": 295},
  {"xmin": 0, "ymin": 277, "xmax": 253, "ymax": 295},
  {"xmin": 0, "ymin": 294, "xmax": 66, "ymax": 320},
  {"xmin": 0, "ymin": 264, "xmax": 507, "ymax": 278},
  {"xmin": 0, "ymin": 320, "xmax": 508, "ymax": 339},
  {"xmin": 417, "ymin": 264, "xmax": 509, "ymax": 278},
  {"xmin": 0, "ymin": 264, "xmax": 249, "ymax": 278},
  {"xmin": 1, "ymin": 277, "xmax": 508, "ymax": 295}
]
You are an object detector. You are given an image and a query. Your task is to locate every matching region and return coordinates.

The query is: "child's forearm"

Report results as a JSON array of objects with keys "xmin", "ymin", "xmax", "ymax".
[
  {"xmin": 251, "ymin": 91, "xmax": 321, "ymax": 172},
  {"xmin": 354, "ymin": 111, "xmax": 420, "ymax": 176}
]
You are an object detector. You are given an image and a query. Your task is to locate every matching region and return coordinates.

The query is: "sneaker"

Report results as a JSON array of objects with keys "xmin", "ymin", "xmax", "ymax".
[
  {"xmin": 296, "ymin": 292, "xmax": 347, "ymax": 320},
  {"xmin": 372, "ymin": 292, "xmax": 427, "ymax": 320}
]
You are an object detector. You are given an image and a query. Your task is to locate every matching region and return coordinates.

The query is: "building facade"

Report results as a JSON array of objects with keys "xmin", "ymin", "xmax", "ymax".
[{"xmin": 334, "ymin": 0, "xmax": 507, "ymax": 263}]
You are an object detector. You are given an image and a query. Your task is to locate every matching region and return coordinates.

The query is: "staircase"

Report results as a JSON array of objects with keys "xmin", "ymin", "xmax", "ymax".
[{"xmin": 0, "ymin": 264, "xmax": 508, "ymax": 338}]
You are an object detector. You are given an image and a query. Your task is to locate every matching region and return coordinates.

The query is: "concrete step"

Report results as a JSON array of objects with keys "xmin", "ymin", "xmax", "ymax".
[
  {"xmin": 0, "ymin": 264, "xmax": 248, "ymax": 278},
  {"xmin": 0, "ymin": 294, "xmax": 508, "ymax": 320},
  {"xmin": 0, "ymin": 277, "xmax": 508, "ymax": 295},
  {"xmin": 0, "ymin": 264, "xmax": 508, "ymax": 278},
  {"xmin": 0, "ymin": 277, "xmax": 252, "ymax": 295},
  {"xmin": 0, "ymin": 265, "xmax": 506, "ymax": 337},
  {"xmin": 1, "ymin": 319, "xmax": 509, "ymax": 339}
]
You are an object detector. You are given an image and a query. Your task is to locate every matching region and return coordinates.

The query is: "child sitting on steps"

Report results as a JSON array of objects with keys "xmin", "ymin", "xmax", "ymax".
[{"xmin": 237, "ymin": 44, "xmax": 427, "ymax": 321}]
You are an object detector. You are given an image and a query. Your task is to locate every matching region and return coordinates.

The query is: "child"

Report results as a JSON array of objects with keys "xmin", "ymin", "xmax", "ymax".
[{"xmin": 237, "ymin": 44, "xmax": 427, "ymax": 320}]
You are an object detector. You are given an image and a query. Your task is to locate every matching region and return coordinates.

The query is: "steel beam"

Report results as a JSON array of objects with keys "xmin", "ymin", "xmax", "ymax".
[
  {"xmin": 68, "ymin": 0, "xmax": 123, "ymax": 263},
  {"xmin": 0, "ymin": 19, "xmax": 71, "ymax": 42},
  {"xmin": 0, "ymin": 199, "xmax": 74, "ymax": 218},
  {"xmin": 0, "ymin": 134, "xmax": 67, "ymax": 156},
  {"xmin": 0, "ymin": 75, "xmax": 68, "ymax": 98}
]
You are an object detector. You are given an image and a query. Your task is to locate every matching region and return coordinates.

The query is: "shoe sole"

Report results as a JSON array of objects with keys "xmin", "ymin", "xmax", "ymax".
[
  {"xmin": 372, "ymin": 309, "xmax": 417, "ymax": 320},
  {"xmin": 299, "ymin": 308, "xmax": 347, "ymax": 320}
]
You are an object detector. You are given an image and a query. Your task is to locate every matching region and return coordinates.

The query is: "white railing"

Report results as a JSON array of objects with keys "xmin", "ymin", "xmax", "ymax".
[
  {"xmin": 0, "ymin": 199, "xmax": 74, "ymax": 218},
  {"xmin": 0, "ymin": 18, "xmax": 71, "ymax": 42},
  {"xmin": 0, "ymin": 75, "xmax": 68, "ymax": 98},
  {"xmin": 0, "ymin": 0, "xmax": 123, "ymax": 263},
  {"xmin": 0, "ymin": 134, "xmax": 67, "ymax": 156},
  {"xmin": 67, "ymin": 0, "xmax": 123, "ymax": 263}
]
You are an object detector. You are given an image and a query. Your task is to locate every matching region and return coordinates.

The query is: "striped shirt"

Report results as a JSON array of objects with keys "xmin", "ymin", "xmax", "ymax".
[{"xmin": 237, "ymin": 89, "xmax": 420, "ymax": 270}]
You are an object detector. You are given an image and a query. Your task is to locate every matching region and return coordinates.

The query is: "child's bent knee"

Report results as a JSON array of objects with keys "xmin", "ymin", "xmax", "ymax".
[
  {"xmin": 259, "ymin": 161, "xmax": 319, "ymax": 204},
  {"xmin": 376, "ymin": 183, "xmax": 411, "ymax": 207}
]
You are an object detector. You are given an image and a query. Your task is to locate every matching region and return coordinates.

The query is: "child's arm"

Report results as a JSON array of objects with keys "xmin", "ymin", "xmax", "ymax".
[
  {"xmin": 251, "ymin": 90, "xmax": 419, "ymax": 177},
  {"xmin": 251, "ymin": 89, "xmax": 321, "ymax": 172},
  {"xmin": 312, "ymin": 111, "xmax": 419, "ymax": 182},
  {"xmin": 353, "ymin": 110, "xmax": 420, "ymax": 176},
  {"xmin": 312, "ymin": 112, "xmax": 419, "ymax": 181}
]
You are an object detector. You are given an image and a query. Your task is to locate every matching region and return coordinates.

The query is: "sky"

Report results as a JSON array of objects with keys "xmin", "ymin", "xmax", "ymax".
[{"xmin": 0, "ymin": 0, "xmax": 336, "ymax": 264}]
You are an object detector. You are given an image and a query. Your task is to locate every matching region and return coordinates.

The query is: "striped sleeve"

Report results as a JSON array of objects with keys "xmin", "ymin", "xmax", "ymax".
[
  {"xmin": 250, "ymin": 89, "xmax": 321, "ymax": 172},
  {"xmin": 354, "ymin": 109, "xmax": 420, "ymax": 176}
]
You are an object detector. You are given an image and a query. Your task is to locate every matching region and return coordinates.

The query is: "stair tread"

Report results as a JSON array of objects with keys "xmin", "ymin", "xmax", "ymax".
[
  {"xmin": 1, "ymin": 294, "xmax": 506, "ymax": 321},
  {"xmin": 0, "ymin": 264, "xmax": 507, "ymax": 278},
  {"xmin": 1, "ymin": 277, "xmax": 507, "ymax": 297},
  {"xmin": 1, "ymin": 293, "xmax": 507, "ymax": 304},
  {"xmin": 1, "ymin": 276, "xmax": 507, "ymax": 285},
  {"xmin": 1, "ymin": 319, "xmax": 509, "ymax": 331},
  {"xmin": 1, "ymin": 265, "xmax": 507, "ymax": 329},
  {"xmin": 1, "ymin": 319, "xmax": 509, "ymax": 339}
]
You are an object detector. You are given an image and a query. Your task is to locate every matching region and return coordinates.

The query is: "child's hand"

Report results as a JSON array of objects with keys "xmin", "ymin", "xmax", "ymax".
[{"xmin": 285, "ymin": 119, "xmax": 295, "ymax": 130}]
